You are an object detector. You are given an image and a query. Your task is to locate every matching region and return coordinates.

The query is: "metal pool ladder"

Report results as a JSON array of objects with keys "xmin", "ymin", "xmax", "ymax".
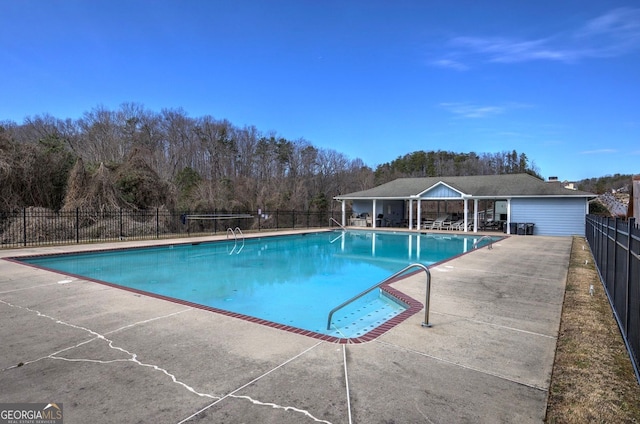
[
  {"xmin": 472, "ymin": 235, "xmax": 494, "ymax": 250},
  {"xmin": 326, "ymin": 263, "xmax": 432, "ymax": 330},
  {"xmin": 226, "ymin": 227, "xmax": 245, "ymax": 254}
]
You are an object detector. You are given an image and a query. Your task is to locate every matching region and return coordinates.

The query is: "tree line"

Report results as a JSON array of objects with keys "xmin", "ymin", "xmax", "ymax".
[
  {"xmin": 1, "ymin": 102, "xmax": 542, "ymax": 213},
  {"xmin": 374, "ymin": 150, "xmax": 539, "ymax": 182}
]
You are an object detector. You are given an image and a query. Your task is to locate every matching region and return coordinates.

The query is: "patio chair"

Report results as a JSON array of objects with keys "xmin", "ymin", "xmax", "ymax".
[
  {"xmin": 430, "ymin": 214, "xmax": 450, "ymax": 230},
  {"xmin": 444, "ymin": 219, "xmax": 464, "ymax": 230},
  {"xmin": 422, "ymin": 218, "xmax": 434, "ymax": 229},
  {"xmin": 455, "ymin": 219, "xmax": 474, "ymax": 231}
]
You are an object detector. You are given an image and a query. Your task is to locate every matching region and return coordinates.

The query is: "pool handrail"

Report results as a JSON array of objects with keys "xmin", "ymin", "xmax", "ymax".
[
  {"xmin": 329, "ymin": 217, "xmax": 346, "ymax": 230},
  {"xmin": 326, "ymin": 263, "xmax": 432, "ymax": 330},
  {"xmin": 472, "ymin": 235, "xmax": 494, "ymax": 250},
  {"xmin": 226, "ymin": 227, "xmax": 245, "ymax": 254},
  {"xmin": 234, "ymin": 227, "xmax": 245, "ymax": 253},
  {"xmin": 226, "ymin": 227, "xmax": 237, "ymax": 254}
]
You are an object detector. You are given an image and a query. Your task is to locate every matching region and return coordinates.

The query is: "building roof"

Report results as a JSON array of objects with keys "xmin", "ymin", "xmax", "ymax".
[{"xmin": 335, "ymin": 173, "xmax": 595, "ymax": 200}]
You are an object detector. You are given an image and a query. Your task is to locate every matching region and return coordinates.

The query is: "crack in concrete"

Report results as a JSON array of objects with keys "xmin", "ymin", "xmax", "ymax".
[
  {"xmin": 2, "ymin": 299, "xmax": 336, "ymax": 423},
  {"xmin": 177, "ymin": 341, "xmax": 332, "ymax": 424},
  {"xmin": 0, "ymin": 299, "xmax": 217, "ymax": 399},
  {"xmin": 229, "ymin": 395, "xmax": 332, "ymax": 423}
]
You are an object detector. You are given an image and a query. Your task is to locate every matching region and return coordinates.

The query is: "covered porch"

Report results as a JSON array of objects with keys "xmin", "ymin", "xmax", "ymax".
[
  {"xmin": 339, "ymin": 197, "xmax": 510, "ymax": 232},
  {"xmin": 336, "ymin": 180, "xmax": 514, "ymax": 233}
]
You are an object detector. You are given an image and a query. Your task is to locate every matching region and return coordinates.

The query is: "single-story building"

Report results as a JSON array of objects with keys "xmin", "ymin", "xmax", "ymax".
[{"xmin": 334, "ymin": 173, "xmax": 596, "ymax": 236}]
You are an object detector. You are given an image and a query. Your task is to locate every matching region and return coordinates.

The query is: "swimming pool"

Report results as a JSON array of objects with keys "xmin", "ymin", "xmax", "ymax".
[{"xmin": 17, "ymin": 230, "xmax": 498, "ymax": 341}]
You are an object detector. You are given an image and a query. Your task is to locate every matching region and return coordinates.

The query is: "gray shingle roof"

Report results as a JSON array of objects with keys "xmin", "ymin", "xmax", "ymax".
[{"xmin": 335, "ymin": 174, "xmax": 595, "ymax": 199}]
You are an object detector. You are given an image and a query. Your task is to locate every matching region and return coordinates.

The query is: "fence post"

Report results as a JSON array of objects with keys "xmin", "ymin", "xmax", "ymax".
[
  {"xmin": 595, "ymin": 216, "xmax": 601, "ymax": 265},
  {"xmin": 625, "ymin": 218, "xmax": 635, "ymax": 334},
  {"xmin": 613, "ymin": 217, "xmax": 619, "ymax": 302},
  {"xmin": 120, "ymin": 208, "xmax": 123, "ymax": 239},
  {"xmin": 600, "ymin": 216, "xmax": 606, "ymax": 267},
  {"xmin": 605, "ymin": 217, "xmax": 610, "ymax": 293},
  {"xmin": 22, "ymin": 208, "xmax": 26, "ymax": 247},
  {"xmin": 76, "ymin": 208, "xmax": 80, "ymax": 243},
  {"xmin": 156, "ymin": 208, "xmax": 159, "ymax": 239}
]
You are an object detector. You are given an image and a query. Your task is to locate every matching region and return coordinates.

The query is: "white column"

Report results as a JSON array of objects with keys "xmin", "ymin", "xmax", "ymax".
[
  {"xmin": 473, "ymin": 199, "xmax": 479, "ymax": 232},
  {"xmin": 506, "ymin": 198, "xmax": 512, "ymax": 234},
  {"xmin": 417, "ymin": 199, "xmax": 422, "ymax": 230},
  {"xmin": 372, "ymin": 199, "xmax": 377, "ymax": 228},
  {"xmin": 463, "ymin": 198, "xmax": 469, "ymax": 232},
  {"xmin": 408, "ymin": 199, "xmax": 414, "ymax": 230},
  {"xmin": 341, "ymin": 200, "xmax": 346, "ymax": 227}
]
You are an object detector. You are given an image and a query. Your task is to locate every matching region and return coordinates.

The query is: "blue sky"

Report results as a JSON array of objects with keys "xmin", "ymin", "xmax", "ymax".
[{"xmin": 1, "ymin": 1, "xmax": 639, "ymax": 181}]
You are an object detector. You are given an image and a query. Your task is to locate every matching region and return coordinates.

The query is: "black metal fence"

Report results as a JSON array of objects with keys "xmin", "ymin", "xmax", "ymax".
[
  {"xmin": 0, "ymin": 208, "xmax": 344, "ymax": 248},
  {"xmin": 585, "ymin": 215, "xmax": 640, "ymax": 383}
]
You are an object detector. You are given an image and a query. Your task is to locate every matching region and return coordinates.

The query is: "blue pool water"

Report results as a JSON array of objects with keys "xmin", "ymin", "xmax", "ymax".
[{"xmin": 20, "ymin": 230, "xmax": 497, "ymax": 339}]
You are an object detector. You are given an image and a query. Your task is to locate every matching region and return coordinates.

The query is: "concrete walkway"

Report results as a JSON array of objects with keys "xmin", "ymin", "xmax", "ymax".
[{"xmin": 0, "ymin": 232, "xmax": 571, "ymax": 423}]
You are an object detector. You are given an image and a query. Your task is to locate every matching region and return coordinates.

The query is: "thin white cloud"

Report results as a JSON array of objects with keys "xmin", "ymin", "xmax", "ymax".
[
  {"xmin": 494, "ymin": 131, "xmax": 530, "ymax": 138},
  {"xmin": 434, "ymin": 7, "xmax": 640, "ymax": 65},
  {"xmin": 439, "ymin": 102, "xmax": 505, "ymax": 118},
  {"xmin": 579, "ymin": 148, "xmax": 618, "ymax": 155},
  {"xmin": 439, "ymin": 101, "xmax": 531, "ymax": 119},
  {"xmin": 578, "ymin": 7, "xmax": 640, "ymax": 39},
  {"xmin": 430, "ymin": 59, "xmax": 469, "ymax": 71},
  {"xmin": 450, "ymin": 36, "xmax": 580, "ymax": 63}
]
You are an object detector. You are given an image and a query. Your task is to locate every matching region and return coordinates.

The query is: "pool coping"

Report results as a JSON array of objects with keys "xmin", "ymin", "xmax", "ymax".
[{"xmin": 3, "ymin": 229, "xmax": 503, "ymax": 344}]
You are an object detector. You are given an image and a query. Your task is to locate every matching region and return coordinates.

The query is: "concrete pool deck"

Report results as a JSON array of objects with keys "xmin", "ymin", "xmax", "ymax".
[{"xmin": 0, "ymin": 231, "xmax": 571, "ymax": 423}]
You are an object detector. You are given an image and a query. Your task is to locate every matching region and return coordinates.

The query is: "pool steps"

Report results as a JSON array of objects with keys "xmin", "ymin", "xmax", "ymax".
[
  {"xmin": 325, "ymin": 294, "xmax": 405, "ymax": 338},
  {"xmin": 327, "ymin": 263, "xmax": 432, "ymax": 331}
]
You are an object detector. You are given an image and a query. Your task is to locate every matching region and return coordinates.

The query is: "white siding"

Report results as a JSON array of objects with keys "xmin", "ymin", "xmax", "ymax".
[
  {"xmin": 511, "ymin": 197, "xmax": 587, "ymax": 236},
  {"xmin": 423, "ymin": 184, "xmax": 462, "ymax": 198}
]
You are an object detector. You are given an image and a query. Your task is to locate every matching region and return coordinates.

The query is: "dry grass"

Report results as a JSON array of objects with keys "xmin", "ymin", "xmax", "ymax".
[{"xmin": 546, "ymin": 237, "xmax": 640, "ymax": 423}]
